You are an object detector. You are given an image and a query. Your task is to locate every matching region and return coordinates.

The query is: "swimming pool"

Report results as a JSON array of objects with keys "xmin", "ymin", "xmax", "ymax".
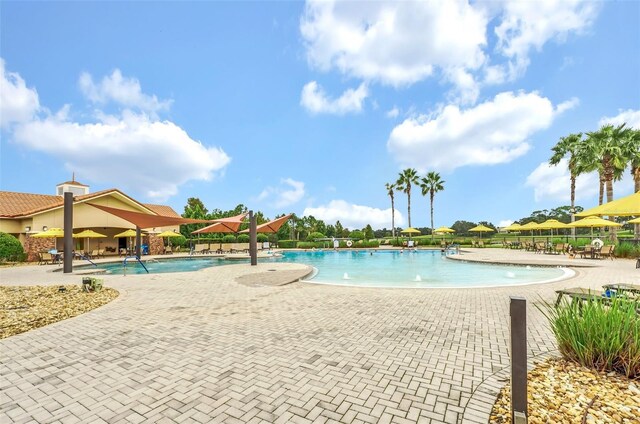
[{"xmin": 78, "ymin": 250, "xmax": 572, "ymax": 288}]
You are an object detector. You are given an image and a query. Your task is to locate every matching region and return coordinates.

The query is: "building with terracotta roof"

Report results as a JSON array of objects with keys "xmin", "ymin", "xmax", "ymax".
[{"xmin": 0, "ymin": 179, "xmax": 181, "ymax": 260}]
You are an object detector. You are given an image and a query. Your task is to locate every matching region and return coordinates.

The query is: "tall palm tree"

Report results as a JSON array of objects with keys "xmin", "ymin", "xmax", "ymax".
[
  {"xmin": 549, "ymin": 133, "xmax": 586, "ymax": 236},
  {"xmin": 396, "ymin": 168, "xmax": 419, "ymax": 228},
  {"xmin": 419, "ymin": 172, "xmax": 445, "ymax": 239},
  {"xmin": 585, "ymin": 124, "xmax": 631, "ymax": 204},
  {"xmin": 624, "ymin": 129, "xmax": 640, "ymax": 193},
  {"xmin": 385, "ymin": 182, "xmax": 397, "ymax": 238}
]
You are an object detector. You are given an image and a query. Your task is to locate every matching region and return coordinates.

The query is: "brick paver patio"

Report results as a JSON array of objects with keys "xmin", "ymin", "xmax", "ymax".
[{"xmin": 1, "ymin": 250, "xmax": 637, "ymax": 423}]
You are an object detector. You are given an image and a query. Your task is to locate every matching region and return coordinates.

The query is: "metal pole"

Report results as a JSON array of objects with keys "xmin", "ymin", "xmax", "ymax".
[
  {"xmin": 63, "ymin": 192, "xmax": 73, "ymax": 273},
  {"xmin": 135, "ymin": 227, "xmax": 141, "ymax": 258},
  {"xmin": 249, "ymin": 210, "xmax": 257, "ymax": 266},
  {"xmin": 510, "ymin": 296, "xmax": 528, "ymax": 424}
]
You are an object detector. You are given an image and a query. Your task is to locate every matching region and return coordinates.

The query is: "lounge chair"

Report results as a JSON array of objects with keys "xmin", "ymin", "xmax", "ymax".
[
  {"xmin": 554, "ymin": 243, "xmax": 565, "ymax": 255},
  {"xmin": 38, "ymin": 252, "xmax": 52, "ymax": 265},
  {"xmin": 98, "ymin": 249, "xmax": 105, "ymax": 258},
  {"xmin": 478, "ymin": 240, "xmax": 485, "ymax": 248},
  {"xmin": 555, "ymin": 287, "xmax": 606, "ymax": 307},
  {"xmin": 164, "ymin": 246, "xmax": 173, "ymax": 254}
]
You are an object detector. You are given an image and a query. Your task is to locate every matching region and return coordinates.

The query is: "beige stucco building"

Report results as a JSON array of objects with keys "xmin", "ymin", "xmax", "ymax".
[{"xmin": 0, "ymin": 179, "xmax": 181, "ymax": 260}]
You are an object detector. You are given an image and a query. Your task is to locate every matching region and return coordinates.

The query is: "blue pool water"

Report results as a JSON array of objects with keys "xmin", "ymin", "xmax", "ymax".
[{"xmin": 80, "ymin": 250, "xmax": 571, "ymax": 288}]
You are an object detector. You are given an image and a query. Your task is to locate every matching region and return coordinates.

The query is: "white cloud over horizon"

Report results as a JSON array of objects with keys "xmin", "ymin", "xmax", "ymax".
[
  {"xmin": 257, "ymin": 178, "xmax": 306, "ymax": 208},
  {"xmin": 303, "ymin": 200, "xmax": 404, "ymax": 229},
  {"xmin": 525, "ymin": 158, "xmax": 634, "ymax": 204},
  {"xmin": 387, "ymin": 91, "xmax": 577, "ymax": 172},
  {"xmin": 599, "ymin": 109, "xmax": 640, "ymax": 129},
  {"xmin": 79, "ymin": 69, "xmax": 172, "ymax": 115},
  {"xmin": 3, "ymin": 64, "xmax": 230, "ymax": 201},
  {"xmin": 0, "ymin": 59, "xmax": 40, "ymax": 129},
  {"xmin": 300, "ymin": 81, "xmax": 368, "ymax": 115},
  {"xmin": 299, "ymin": 1, "xmax": 598, "ymax": 105}
]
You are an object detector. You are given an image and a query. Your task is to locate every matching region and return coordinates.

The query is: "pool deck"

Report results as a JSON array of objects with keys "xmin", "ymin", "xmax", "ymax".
[{"xmin": 1, "ymin": 249, "xmax": 637, "ymax": 423}]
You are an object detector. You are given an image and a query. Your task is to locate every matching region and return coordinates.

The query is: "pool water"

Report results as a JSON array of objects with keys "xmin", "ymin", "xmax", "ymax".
[{"xmin": 81, "ymin": 250, "xmax": 571, "ymax": 288}]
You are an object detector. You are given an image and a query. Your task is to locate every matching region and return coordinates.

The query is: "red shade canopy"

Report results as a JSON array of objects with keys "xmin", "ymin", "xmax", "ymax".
[
  {"xmin": 88, "ymin": 203, "xmax": 211, "ymax": 229},
  {"xmin": 191, "ymin": 213, "xmax": 248, "ymax": 234},
  {"xmin": 240, "ymin": 214, "xmax": 292, "ymax": 234}
]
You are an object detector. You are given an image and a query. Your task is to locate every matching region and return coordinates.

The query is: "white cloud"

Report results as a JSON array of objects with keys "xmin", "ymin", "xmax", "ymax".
[
  {"xmin": 387, "ymin": 91, "xmax": 575, "ymax": 172},
  {"xmin": 257, "ymin": 178, "xmax": 305, "ymax": 208},
  {"xmin": 303, "ymin": 200, "xmax": 405, "ymax": 229},
  {"xmin": 497, "ymin": 220, "xmax": 514, "ymax": 228},
  {"xmin": 524, "ymin": 158, "xmax": 635, "ymax": 204},
  {"xmin": 79, "ymin": 69, "xmax": 172, "ymax": 114},
  {"xmin": 13, "ymin": 111, "xmax": 230, "ymax": 200},
  {"xmin": 386, "ymin": 106, "xmax": 400, "ymax": 119},
  {"xmin": 0, "ymin": 59, "xmax": 40, "ymax": 129},
  {"xmin": 300, "ymin": 0, "xmax": 487, "ymax": 87},
  {"xmin": 300, "ymin": 81, "xmax": 368, "ymax": 115},
  {"xmin": 599, "ymin": 109, "xmax": 640, "ymax": 129},
  {"xmin": 494, "ymin": 0, "xmax": 599, "ymax": 80}
]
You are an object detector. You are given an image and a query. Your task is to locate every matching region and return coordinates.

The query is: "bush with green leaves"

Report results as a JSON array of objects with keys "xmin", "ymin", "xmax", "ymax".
[
  {"xmin": 615, "ymin": 242, "xmax": 640, "ymax": 259},
  {"xmin": 222, "ymin": 235, "xmax": 236, "ymax": 243},
  {"xmin": 539, "ymin": 296, "xmax": 640, "ymax": 379},
  {"xmin": 277, "ymin": 240, "xmax": 297, "ymax": 248},
  {"xmin": 237, "ymin": 234, "xmax": 250, "ymax": 243},
  {"xmin": 306, "ymin": 232, "xmax": 326, "ymax": 241},
  {"xmin": 349, "ymin": 230, "xmax": 364, "ymax": 240},
  {"xmin": 257, "ymin": 234, "xmax": 268, "ymax": 243},
  {"xmin": 0, "ymin": 232, "xmax": 25, "ymax": 262}
]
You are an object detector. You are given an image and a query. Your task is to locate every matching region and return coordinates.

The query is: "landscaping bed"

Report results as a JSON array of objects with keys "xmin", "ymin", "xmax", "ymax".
[{"xmin": 0, "ymin": 285, "xmax": 119, "ymax": 339}]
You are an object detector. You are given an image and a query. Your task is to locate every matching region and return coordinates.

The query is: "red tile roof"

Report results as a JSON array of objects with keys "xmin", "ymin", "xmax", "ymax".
[{"xmin": 143, "ymin": 204, "xmax": 181, "ymax": 218}]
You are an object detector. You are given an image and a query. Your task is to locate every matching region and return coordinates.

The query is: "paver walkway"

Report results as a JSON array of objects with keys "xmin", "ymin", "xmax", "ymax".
[{"xmin": 1, "ymin": 250, "xmax": 637, "ymax": 423}]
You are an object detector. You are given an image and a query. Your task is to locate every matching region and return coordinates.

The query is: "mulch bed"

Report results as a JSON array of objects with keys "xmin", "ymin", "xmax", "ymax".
[
  {"xmin": 490, "ymin": 357, "xmax": 640, "ymax": 423},
  {"xmin": 0, "ymin": 285, "xmax": 119, "ymax": 339}
]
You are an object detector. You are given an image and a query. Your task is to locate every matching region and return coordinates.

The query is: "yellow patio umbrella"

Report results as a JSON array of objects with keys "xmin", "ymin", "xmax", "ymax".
[
  {"xmin": 114, "ymin": 229, "xmax": 146, "ymax": 252},
  {"xmin": 156, "ymin": 230, "xmax": 183, "ymax": 248},
  {"xmin": 434, "ymin": 226, "xmax": 455, "ymax": 233},
  {"xmin": 73, "ymin": 229, "xmax": 106, "ymax": 252},
  {"xmin": 567, "ymin": 216, "xmax": 622, "ymax": 228},
  {"xmin": 537, "ymin": 219, "xmax": 569, "ymax": 238},
  {"xmin": 400, "ymin": 227, "xmax": 422, "ymax": 235},
  {"xmin": 469, "ymin": 224, "xmax": 494, "ymax": 238},
  {"xmin": 576, "ymin": 192, "xmax": 640, "ymax": 217},
  {"xmin": 30, "ymin": 227, "xmax": 65, "ymax": 253},
  {"xmin": 627, "ymin": 217, "xmax": 640, "ymax": 224},
  {"xmin": 502, "ymin": 223, "xmax": 522, "ymax": 231}
]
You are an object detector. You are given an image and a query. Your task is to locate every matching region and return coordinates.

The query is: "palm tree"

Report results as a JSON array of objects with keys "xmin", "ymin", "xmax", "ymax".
[
  {"xmin": 419, "ymin": 172, "xmax": 445, "ymax": 239},
  {"xmin": 549, "ymin": 133, "xmax": 586, "ymax": 236},
  {"xmin": 385, "ymin": 182, "xmax": 397, "ymax": 238},
  {"xmin": 585, "ymin": 124, "xmax": 631, "ymax": 204},
  {"xmin": 624, "ymin": 129, "xmax": 640, "ymax": 193},
  {"xmin": 396, "ymin": 168, "xmax": 419, "ymax": 228}
]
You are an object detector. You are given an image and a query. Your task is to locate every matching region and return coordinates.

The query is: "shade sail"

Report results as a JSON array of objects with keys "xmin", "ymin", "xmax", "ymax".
[
  {"xmin": 88, "ymin": 203, "xmax": 211, "ymax": 228},
  {"xmin": 576, "ymin": 192, "xmax": 640, "ymax": 217},
  {"xmin": 31, "ymin": 228, "xmax": 65, "ymax": 238},
  {"xmin": 400, "ymin": 227, "xmax": 422, "ymax": 234},
  {"xmin": 469, "ymin": 225, "xmax": 494, "ymax": 232},
  {"xmin": 239, "ymin": 214, "xmax": 292, "ymax": 234},
  {"xmin": 192, "ymin": 213, "xmax": 247, "ymax": 234},
  {"xmin": 73, "ymin": 230, "xmax": 106, "ymax": 238},
  {"xmin": 433, "ymin": 226, "xmax": 455, "ymax": 233},
  {"xmin": 567, "ymin": 216, "xmax": 623, "ymax": 228}
]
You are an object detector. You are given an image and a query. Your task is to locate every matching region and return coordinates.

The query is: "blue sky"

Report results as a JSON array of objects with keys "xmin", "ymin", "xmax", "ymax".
[{"xmin": 1, "ymin": 1, "xmax": 639, "ymax": 230}]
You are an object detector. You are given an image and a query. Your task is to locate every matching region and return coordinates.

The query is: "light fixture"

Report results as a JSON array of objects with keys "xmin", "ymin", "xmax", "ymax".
[
  {"xmin": 25, "ymin": 226, "xmax": 31, "ymax": 232},
  {"xmin": 42, "ymin": 226, "xmax": 48, "ymax": 231}
]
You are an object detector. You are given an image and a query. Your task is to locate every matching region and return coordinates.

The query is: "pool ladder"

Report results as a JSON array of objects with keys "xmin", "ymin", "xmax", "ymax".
[{"xmin": 123, "ymin": 255, "xmax": 149, "ymax": 275}]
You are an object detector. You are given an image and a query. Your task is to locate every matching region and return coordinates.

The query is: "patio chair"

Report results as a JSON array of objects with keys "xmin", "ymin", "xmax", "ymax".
[
  {"xmin": 598, "ymin": 245, "xmax": 615, "ymax": 260},
  {"xmin": 98, "ymin": 249, "xmax": 105, "ymax": 258},
  {"xmin": 555, "ymin": 287, "xmax": 606, "ymax": 307},
  {"xmin": 477, "ymin": 240, "xmax": 485, "ymax": 248},
  {"xmin": 38, "ymin": 252, "xmax": 52, "ymax": 265},
  {"xmin": 164, "ymin": 246, "xmax": 173, "ymax": 254},
  {"xmin": 554, "ymin": 243, "xmax": 565, "ymax": 255},
  {"xmin": 90, "ymin": 249, "xmax": 99, "ymax": 259}
]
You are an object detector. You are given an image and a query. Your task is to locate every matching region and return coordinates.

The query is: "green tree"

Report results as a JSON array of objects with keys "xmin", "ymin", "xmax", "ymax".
[
  {"xmin": 585, "ymin": 124, "xmax": 630, "ymax": 205},
  {"xmin": 396, "ymin": 168, "xmax": 419, "ymax": 228},
  {"xmin": 335, "ymin": 221, "xmax": 344, "ymax": 238},
  {"xmin": 549, "ymin": 133, "xmax": 587, "ymax": 235},
  {"xmin": 364, "ymin": 224, "xmax": 374, "ymax": 240},
  {"xmin": 349, "ymin": 230, "xmax": 364, "ymax": 240},
  {"xmin": 623, "ymin": 129, "xmax": 640, "ymax": 193},
  {"xmin": 419, "ymin": 171, "xmax": 445, "ymax": 239},
  {"xmin": 181, "ymin": 197, "xmax": 208, "ymax": 238},
  {"xmin": 325, "ymin": 225, "xmax": 336, "ymax": 238},
  {"xmin": 385, "ymin": 182, "xmax": 397, "ymax": 238}
]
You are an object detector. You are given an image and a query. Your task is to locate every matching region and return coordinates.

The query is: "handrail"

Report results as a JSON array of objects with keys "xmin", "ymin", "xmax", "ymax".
[
  {"xmin": 79, "ymin": 254, "xmax": 97, "ymax": 267},
  {"xmin": 123, "ymin": 255, "xmax": 149, "ymax": 274}
]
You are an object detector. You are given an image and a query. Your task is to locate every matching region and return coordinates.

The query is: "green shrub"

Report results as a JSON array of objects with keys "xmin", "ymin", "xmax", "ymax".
[
  {"xmin": 540, "ymin": 296, "xmax": 640, "ymax": 379},
  {"xmin": 257, "ymin": 234, "xmax": 268, "ymax": 243},
  {"xmin": 615, "ymin": 243, "xmax": 640, "ymax": 259},
  {"xmin": 306, "ymin": 232, "xmax": 326, "ymax": 241},
  {"xmin": 297, "ymin": 241, "xmax": 327, "ymax": 249},
  {"xmin": 168, "ymin": 235, "xmax": 187, "ymax": 247},
  {"xmin": 0, "ymin": 232, "xmax": 25, "ymax": 262},
  {"xmin": 277, "ymin": 239, "xmax": 297, "ymax": 248},
  {"xmin": 349, "ymin": 230, "xmax": 364, "ymax": 240},
  {"xmin": 222, "ymin": 235, "xmax": 236, "ymax": 243},
  {"xmin": 237, "ymin": 234, "xmax": 250, "ymax": 243}
]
